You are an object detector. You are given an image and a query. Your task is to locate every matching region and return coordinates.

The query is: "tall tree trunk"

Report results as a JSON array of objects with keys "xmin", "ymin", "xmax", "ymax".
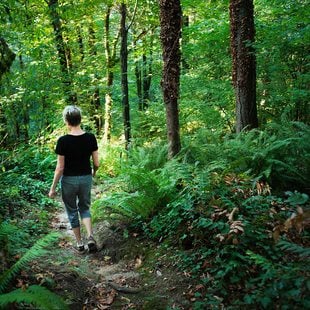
[
  {"xmin": 88, "ymin": 23, "xmax": 102, "ymax": 134},
  {"xmin": 47, "ymin": 0, "xmax": 77, "ymax": 104},
  {"xmin": 89, "ymin": 25, "xmax": 97, "ymax": 56},
  {"xmin": 142, "ymin": 45, "xmax": 153, "ymax": 109},
  {"xmin": 77, "ymin": 26, "xmax": 84, "ymax": 62},
  {"xmin": 135, "ymin": 59, "xmax": 143, "ymax": 110},
  {"xmin": 102, "ymin": 6, "xmax": 120, "ymax": 144},
  {"xmin": 181, "ymin": 15, "xmax": 190, "ymax": 71},
  {"xmin": 0, "ymin": 37, "xmax": 16, "ymax": 80},
  {"xmin": 159, "ymin": 0, "xmax": 182, "ymax": 158},
  {"xmin": 103, "ymin": 70, "xmax": 114, "ymax": 144},
  {"xmin": 120, "ymin": 3, "xmax": 131, "ymax": 149},
  {"xmin": 102, "ymin": 6, "xmax": 113, "ymax": 144},
  {"xmin": 134, "ymin": 37, "xmax": 153, "ymax": 111},
  {"xmin": 230, "ymin": 0, "xmax": 258, "ymax": 133}
]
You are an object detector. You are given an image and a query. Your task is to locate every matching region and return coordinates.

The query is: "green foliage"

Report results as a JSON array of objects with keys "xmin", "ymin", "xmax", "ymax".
[
  {"xmin": 186, "ymin": 121, "xmax": 310, "ymax": 191},
  {"xmin": 0, "ymin": 223, "xmax": 67, "ymax": 310},
  {"xmin": 0, "ymin": 143, "xmax": 59, "ymax": 237},
  {"xmin": 277, "ymin": 240, "xmax": 310, "ymax": 258},
  {"xmin": 0, "ymin": 230, "xmax": 60, "ymax": 294},
  {"xmin": 243, "ymin": 248, "xmax": 309, "ymax": 309},
  {"xmin": 255, "ymin": 0, "xmax": 310, "ymax": 123},
  {"xmin": 0, "ymin": 0, "xmax": 309, "ymax": 309},
  {"xmin": 0, "ymin": 285, "xmax": 69, "ymax": 310},
  {"xmin": 97, "ymin": 144, "xmax": 124, "ymax": 177},
  {"xmin": 285, "ymin": 190, "xmax": 309, "ymax": 206},
  {"xmin": 93, "ymin": 142, "xmax": 175, "ymax": 221},
  {"xmin": 97, "ymin": 120, "xmax": 309, "ymax": 308},
  {"xmin": 156, "ymin": 171, "xmax": 309, "ymax": 308}
]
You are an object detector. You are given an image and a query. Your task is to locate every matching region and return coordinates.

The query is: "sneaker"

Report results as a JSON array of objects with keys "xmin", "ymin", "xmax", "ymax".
[
  {"xmin": 87, "ymin": 235, "xmax": 97, "ymax": 253},
  {"xmin": 76, "ymin": 242, "xmax": 86, "ymax": 254}
]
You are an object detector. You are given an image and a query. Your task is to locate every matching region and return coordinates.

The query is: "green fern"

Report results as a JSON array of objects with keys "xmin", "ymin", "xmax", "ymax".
[
  {"xmin": 0, "ymin": 285, "xmax": 68, "ymax": 310},
  {"xmin": 246, "ymin": 250, "xmax": 273, "ymax": 271},
  {"xmin": 0, "ymin": 232, "xmax": 60, "ymax": 294},
  {"xmin": 0, "ymin": 222, "xmax": 18, "ymax": 241},
  {"xmin": 277, "ymin": 240, "xmax": 310, "ymax": 258},
  {"xmin": 94, "ymin": 143, "xmax": 174, "ymax": 220},
  {"xmin": 0, "ymin": 222, "xmax": 19, "ymax": 255}
]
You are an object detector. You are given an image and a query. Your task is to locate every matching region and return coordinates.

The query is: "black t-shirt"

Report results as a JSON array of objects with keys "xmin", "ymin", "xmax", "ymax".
[{"xmin": 55, "ymin": 133, "xmax": 98, "ymax": 176}]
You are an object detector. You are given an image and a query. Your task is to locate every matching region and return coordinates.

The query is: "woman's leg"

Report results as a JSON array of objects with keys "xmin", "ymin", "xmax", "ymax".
[
  {"xmin": 77, "ymin": 175, "xmax": 93, "ymax": 237},
  {"xmin": 61, "ymin": 176, "xmax": 82, "ymax": 243},
  {"xmin": 78, "ymin": 175, "xmax": 97, "ymax": 251}
]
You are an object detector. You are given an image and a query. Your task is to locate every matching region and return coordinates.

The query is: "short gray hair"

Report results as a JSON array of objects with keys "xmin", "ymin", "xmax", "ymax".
[{"xmin": 63, "ymin": 105, "xmax": 82, "ymax": 126}]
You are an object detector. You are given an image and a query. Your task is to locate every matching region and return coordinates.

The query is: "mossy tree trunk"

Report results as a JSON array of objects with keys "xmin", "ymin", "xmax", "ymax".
[
  {"xmin": 120, "ymin": 2, "xmax": 131, "ymax": 149},
  {"xmin": 88, "ymin": 23, "xmax": 102, "ymax": 135},
  {"xmin": 230, "ymin": 0, "xmax": 258, "ymax": 133},
  {"xmin": 159, "ymin": 0, "xmax": 182, "ymax": 158},
  {"xmin": 102, "ymin": 5, "xmax": 120, "ymax": 144},
  {"xmin": 47, "ymin": 0, "xmax": 77, "ymax": 104},
  {"xmin": 0, "ymin": 37, "xmax": 16, "ymax": 80}
]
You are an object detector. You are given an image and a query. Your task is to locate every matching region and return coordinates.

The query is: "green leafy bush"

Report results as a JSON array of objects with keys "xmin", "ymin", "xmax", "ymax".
[
  {"xmin": 187, "ymin": 121, "xmax": 310, "ymax": 192},
  {"xmin": 94, "ymin": 120, "xmax": 309, "ymax": 308},
  {"xmin": 0, "ymin": 223, "xmax": 67, "ymax": 309},
  {"xmin": 0, "ymin": 143, "xmax": 59, "ymax": 236},
  {"xmin": 93, "ymin": 142, "xmax": 176, "ymax": 221}
]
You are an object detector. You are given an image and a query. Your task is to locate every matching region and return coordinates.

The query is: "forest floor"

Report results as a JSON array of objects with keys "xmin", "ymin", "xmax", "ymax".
[{"xmin": 28, "ymin": 194, "xmax": 202, "ymax": 309}]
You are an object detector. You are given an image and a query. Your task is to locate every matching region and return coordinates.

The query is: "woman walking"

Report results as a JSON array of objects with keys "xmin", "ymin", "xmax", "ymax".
[{"xmin": 49, "ymin": 105, "xmax": 99, "ymax": 253}]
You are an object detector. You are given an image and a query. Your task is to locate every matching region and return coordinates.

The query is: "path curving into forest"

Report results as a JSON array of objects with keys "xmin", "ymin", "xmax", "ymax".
[{"xmin": 36, "ymin": 202, "xmax": 198, "ymax": 309}]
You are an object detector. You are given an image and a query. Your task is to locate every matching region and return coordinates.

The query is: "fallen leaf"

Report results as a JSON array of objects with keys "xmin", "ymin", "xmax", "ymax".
[
  {"xmin": 195, "ymin": 284, "xmax": 204, "ymax": 290},
  {"xmin": 134, "ymin": 255, "xmax": 143, "ymax": 269},
  {"xmin": 105, "ymin": 289, "xmax": 117, "ymax": 305}
]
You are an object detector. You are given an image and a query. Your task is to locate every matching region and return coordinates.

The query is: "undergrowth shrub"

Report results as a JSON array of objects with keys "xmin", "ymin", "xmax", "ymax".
[
  {"xmin": 183, "ymin": 121, "xmax": 310, "ymax": 192},
  {"xmin": 148, "ymin": 171, "xmax": 309, "ymax": 308},
  {"xmin": 0, "ymin": 143, "xmax": 59, "ymax": 237},
  {"xmin": 223, "ymin": 121, "xmax": 310, "ymax": 191},
  {"xmin": 0, "ymin": 223, "xmax": 67, "ymax": 309},
  {"xmin": 93, "ymin": 142, "xmax": 177, "ymax": 221},
  {"xmin": 97, "ymin": 144, "xmax": 124, "ymax": 178},
  {"xmin": 94, "ymin": 120, "xmax": 309, "ymax": 308}
]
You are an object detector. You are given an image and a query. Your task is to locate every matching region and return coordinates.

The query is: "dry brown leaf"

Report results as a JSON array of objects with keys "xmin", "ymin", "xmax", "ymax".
[
  {"xmin": 228, "ymin": 207, "xmax": 239, "ymax": 222},
  {"xmin": 284, "ymin": 218, "xmax": 293, "ymax": 231},
  {"xmin": 233, "ymin": 225, "xmax": 244, "ymax": 232},
  {"xmin": 232, "ymin": 238, "xmax": 239, "ymax": 245},
  {"xmin": 134, "ymin": 255, "xmax": 143, "ymax": 269},
  {"xmin": 105, "ymin": 289, "xmax": 117, "ymax": 305},
  {"xmin": 195, "ymin": 284, "xmax": 204, "ymax": 291}
]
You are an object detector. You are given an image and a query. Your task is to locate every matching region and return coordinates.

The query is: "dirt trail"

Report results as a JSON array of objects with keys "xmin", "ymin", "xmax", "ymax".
[{"xmin": 33, "ymin": 203, "xmax": 197, "ymax": 309}]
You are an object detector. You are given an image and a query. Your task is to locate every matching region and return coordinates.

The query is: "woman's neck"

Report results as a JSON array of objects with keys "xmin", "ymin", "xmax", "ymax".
[{"xmin": 68, "ymin": 125, "xmax": 84, "ymax": 135}]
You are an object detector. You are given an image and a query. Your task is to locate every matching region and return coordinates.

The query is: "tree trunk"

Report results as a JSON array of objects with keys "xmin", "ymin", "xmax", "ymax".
[
  {"xmin": 102, "ymin": 6, "xmax": 113, "ymax": 144},
  {"xmin": 103, "ymin": 71, "xmax": 114, "ymax": 144},
  {"xmin": 120, "ymin": 3, "xmax": 131, "ymax": 149},
  {"xmin": 159, "ymin": 0, "xmax": 182, "ymax": 158},
  {"xmin": 0, "ymin": 37, "xmax": 16, "ymax": 80},
  {"xmin": 77, "ymin": 26, "xmax": 84, "ymax": 62},
  {"xmin": 135, "ymin": 59, "xmax": 143, "ymax": 110},
  {"xmin": 181, "ymin": 15, "xmax": 190, "ymax": 71},
  {"xmin": 230, "ymin": 0, "xmax": 258, "ymax": 133},
  {"xmin": 88, "ymin": 23, "xmax": 102, "ymax": 135},
  {"xmin": 102, "ymin": 5, "xmax": 120, "ymax": 144},
  {"xmin": 47, "ymin": 0, "xmax": 77, "ymax": 104},
  {"xmin": 142, "ymin": 48, "xmax": 153, "ymax": 109}
]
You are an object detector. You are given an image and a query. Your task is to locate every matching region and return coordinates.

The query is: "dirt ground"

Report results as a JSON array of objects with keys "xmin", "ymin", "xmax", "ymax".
[{"xmin": 28, "ymin": 207, "xmax": 203, "ymax": 310}]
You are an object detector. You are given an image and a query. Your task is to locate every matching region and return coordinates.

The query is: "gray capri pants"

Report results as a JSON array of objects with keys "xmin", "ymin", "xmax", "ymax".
[{"xmin": 61, "ymin": 175, "xmax": 92, "ymax": 228}]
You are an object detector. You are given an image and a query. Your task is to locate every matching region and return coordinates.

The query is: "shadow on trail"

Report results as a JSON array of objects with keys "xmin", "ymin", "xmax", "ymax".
[{"xmin": 34, "ymin": 202, "xmax": 197, "ymax": 309}]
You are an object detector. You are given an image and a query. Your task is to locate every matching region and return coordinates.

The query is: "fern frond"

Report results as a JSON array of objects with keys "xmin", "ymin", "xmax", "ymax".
[
  {"xmin": 0, "ymin": 222, "xmax": 18, "ymax": 242},
  {"xmin": 0, "ymin": 285, "xmax": 68, "ymax": 310},
  {"xmin": 246, "ymin": 250, "xmax": 273, "ymax": 271},
  {"xmin": 0, "ymin": 232, "xmax": 60, "ymax": 293},
  {"xmin": 277, "ymin": 240, "xmax": 310, "ymax": 258}
]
